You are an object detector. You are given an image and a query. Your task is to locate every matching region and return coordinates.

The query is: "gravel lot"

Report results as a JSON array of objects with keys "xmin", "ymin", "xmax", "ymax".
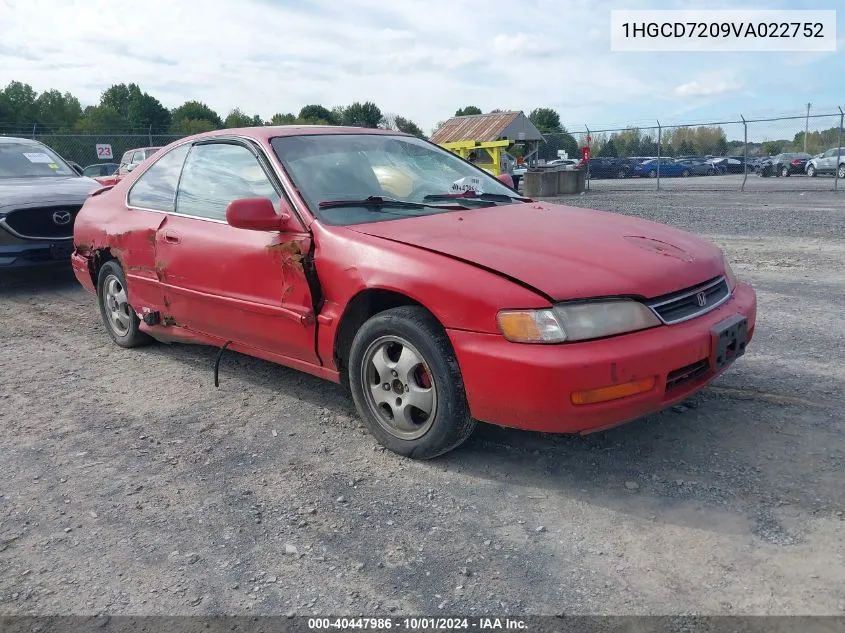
[{"xmin": 1, "ymin": 187, "xmax": 844, "ymax": 617}]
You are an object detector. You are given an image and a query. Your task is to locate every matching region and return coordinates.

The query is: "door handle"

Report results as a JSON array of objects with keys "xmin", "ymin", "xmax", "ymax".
[{"xmin": 163, "ymin": 230, "xmax": 181, "ymax": 244}]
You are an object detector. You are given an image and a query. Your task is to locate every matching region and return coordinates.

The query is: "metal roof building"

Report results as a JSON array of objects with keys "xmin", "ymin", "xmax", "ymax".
[{"xmin": 430, "ymin": 111, "xmax": 544, "ymax": 145}]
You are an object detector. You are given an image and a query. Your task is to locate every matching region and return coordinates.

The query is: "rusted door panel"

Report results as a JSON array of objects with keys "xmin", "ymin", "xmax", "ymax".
[{"xmin": 155, "ymin": 214, "xmax": 318, "ymax": 365}]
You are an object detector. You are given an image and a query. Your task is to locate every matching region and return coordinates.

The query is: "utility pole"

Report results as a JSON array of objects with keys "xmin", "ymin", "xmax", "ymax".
[{"xmin": 804, "ymin": 102, "xmax": 811, "ymax": 153}]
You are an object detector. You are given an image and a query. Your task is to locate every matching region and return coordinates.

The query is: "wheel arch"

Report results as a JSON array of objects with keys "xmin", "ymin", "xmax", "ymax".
[{"xmin": 333, "ymin": 288, "xmax": 440, "ymax": 387}]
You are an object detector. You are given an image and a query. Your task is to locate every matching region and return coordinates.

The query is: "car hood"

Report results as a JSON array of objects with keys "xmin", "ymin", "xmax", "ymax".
[
  {"xmin": 0, "ymin": 176, "xmax": 101, "ymax": 212},
  {"xmin": 346, "ymin": 201, "xmax": 724, "ymax": 301}
]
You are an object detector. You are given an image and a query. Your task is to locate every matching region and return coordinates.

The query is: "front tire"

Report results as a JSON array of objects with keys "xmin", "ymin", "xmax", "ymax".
[
  {"xmin": 782, "ymin": 166, "xmax": 790, "ymax": 177},
  {"xmin": 348, "ymin": 306, "xmax": 475, "ymax": 459},
  {"xmin": 97, "ymin": 260, "xmax": 151, "ymax": 348},
  {"xmin": 807, "ymin": 165, "xmax": 817, "ymax": 177},
  {"xmin": 648, "ymin": 169, "xmax": 657, "ymax": 178}
]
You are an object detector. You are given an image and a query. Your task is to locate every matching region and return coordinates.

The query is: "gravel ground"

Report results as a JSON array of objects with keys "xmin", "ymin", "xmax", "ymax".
[{"xmin": 1, "ymin": 188, "xmax": 844, "ymax": 617}]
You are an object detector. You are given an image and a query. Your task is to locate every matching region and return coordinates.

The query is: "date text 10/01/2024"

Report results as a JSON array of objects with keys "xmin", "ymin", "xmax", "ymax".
[{"xmin": 307, "ymin": 617, "xmax": 528, "ymax": 630}]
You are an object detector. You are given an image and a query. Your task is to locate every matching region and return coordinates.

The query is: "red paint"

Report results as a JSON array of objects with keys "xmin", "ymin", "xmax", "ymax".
[{"xmin": 71, "ymin": 126, "xmax": 757, "ymax": 435}]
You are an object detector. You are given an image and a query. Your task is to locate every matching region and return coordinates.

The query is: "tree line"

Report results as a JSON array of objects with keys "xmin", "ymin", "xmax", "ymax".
[{"xmin": 0, "ymin": 81, "xmax": 426, "ymax": 137}]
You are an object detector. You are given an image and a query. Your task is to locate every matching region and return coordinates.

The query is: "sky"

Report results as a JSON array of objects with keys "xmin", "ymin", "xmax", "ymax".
[{"xmin": 0, "ymin": 0, "xmax": 843, "ymax": 138}]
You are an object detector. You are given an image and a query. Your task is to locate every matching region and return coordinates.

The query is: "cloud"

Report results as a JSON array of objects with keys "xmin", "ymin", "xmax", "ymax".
[
  {"xmin": 0, "ymin": 0, "xmax": 841, "ymax": 134},
  {"xmin": 674, "ymin": 79, "xmax": 744, "ymax": 97}
]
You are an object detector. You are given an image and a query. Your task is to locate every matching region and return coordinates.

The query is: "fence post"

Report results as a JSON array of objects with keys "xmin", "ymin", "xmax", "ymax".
[
  {"xmin": 656, "ymin": 120, "xmax": 661, "ymax": 191},
  {"xmin": 585, "ymin": 124, "xmax": 591, "ymax": 192},
  {"xmin": 741, "ymin": 114, "xmax": 748, "ymax": 192},
  {"xmin": 31, "ymin": 123, "xmax": 36, "ymax": 139},
  {"xmin": 836, "ymin": 107, "xmax": 843, "ymax": 192},
  {"xmin": 148, "ymin": 125, "xmax": 153, "ymax": 146}
]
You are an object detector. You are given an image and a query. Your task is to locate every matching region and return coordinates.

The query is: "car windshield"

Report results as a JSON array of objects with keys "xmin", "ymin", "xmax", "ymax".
[
  {"xmin": 270, "ymin": 134, "xmax": 520, "ymax": 225},
  {"xmin": 0, "ymin": 142, "xmax": 76, "ymax": 178}
]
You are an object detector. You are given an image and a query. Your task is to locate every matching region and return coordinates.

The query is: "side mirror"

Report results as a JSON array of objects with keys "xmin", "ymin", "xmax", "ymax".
[
  {"xmin": 69, "ymin": 162, "xmax": 84, "ymax": 176},
  {"xmin": 125, "ymin": 163, "xmax": 137, "ymax": 172},
  {"xmin": 497, "ymin": 173, "xmax": 515, "ymax": 188},
  {"xmin": 226, "ymin": 197, "xmax": 296, "ymax": 232}
]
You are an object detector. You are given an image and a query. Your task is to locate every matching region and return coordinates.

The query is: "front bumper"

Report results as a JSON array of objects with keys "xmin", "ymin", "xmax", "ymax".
[
  {"xmin": 448, "ymin": 282, "xmax": 757, "ymax": 434},
  {"xmin": 0, "ymin": 240, "xmax": 74, "ymax": 268}
]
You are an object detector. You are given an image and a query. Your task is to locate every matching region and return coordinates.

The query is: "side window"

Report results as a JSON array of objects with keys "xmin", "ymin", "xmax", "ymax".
[
  {"xmin": 127, "ymin": 144, "xmax": 190, "ymax": 211},
  {"xmin": 175, "ymin": 143, "xmax": 281, "ymax": 221}
]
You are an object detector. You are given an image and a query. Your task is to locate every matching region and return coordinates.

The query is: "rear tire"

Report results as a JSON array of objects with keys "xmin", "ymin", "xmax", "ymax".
[
  {"xmin": 681, "ymin": 169, "xmax": 690, "ymax": 177},
  {"xmin": 781, "ymin": 166, "xmax": 789, "ymax": 177},
  {"xmin": 97, "ymin": 260, "xmax": 151, "ymax": 348},
  {"xmin": 348, "ymin": 306, "xmax": 475, "ymax": 459},
  {"xmin": 648, "ymin": 169, "xmax": 657, "ymax": 178},
  {"xmin": 838, "ymin": 164, "xmax": 845, "ymax": 179}
]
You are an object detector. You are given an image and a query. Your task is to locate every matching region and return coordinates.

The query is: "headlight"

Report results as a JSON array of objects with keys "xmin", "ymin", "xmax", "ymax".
[
  {"xmin": 721, "ymin": 251, "xmax": 738, "ymax": 290},
  {"xmin": 497, "ymin": 300, "xmax": 661, "ymax": 344}
]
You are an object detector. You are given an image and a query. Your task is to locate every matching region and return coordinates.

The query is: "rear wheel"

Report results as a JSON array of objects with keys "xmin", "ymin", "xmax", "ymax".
[
  {"xmin": 616, "ymin": 169, "xmax": 627, "ymax": 179},
  {"xmin": 648, "ymin": 169, "xmax": 657, "ymax": 178},
  {"xmin": 97, "ymin": 260, "xmax": 151, "ymax": 348},
  {"xmin": 681, "ymin": 169, "xmax": 691, "ymax": 177},
  {"xmin": 838, "ymin": 164, "xmax": 845, "ymax": 179},
  {"xmin": 348, "ymin": 306, "xmax": 475, "ymax": 459},
  {"xmin": 781, "ymin": 166, "xmax": 790, "ymax": 177}
]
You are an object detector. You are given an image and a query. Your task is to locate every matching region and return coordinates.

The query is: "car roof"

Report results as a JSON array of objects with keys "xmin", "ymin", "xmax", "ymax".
[
  {"xmin": 0, "ymin": 136, "xmax": 45, "ymax": 146},
  {"xmin": 175, "ymin": 125, "xmax": 411, "ymax": 144}
]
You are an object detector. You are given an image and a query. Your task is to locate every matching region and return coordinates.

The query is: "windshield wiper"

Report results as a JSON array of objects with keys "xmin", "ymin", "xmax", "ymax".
[
  {"xmin": 318, "ymin": 195, "xmax": 467, "ymax": 210},
  {"xmin": 422, "ymin": 191, "xmax": 531, "ymax": 203}
]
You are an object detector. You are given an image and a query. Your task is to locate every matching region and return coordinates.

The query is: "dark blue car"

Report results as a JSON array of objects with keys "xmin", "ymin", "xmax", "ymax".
[
  {"xmin": 631, "ymin": 158, "xmax": 691, "ymax": 178},
  {"xmin": 0, "ymin": 137, "xmax": 99, "ymax": 269}
]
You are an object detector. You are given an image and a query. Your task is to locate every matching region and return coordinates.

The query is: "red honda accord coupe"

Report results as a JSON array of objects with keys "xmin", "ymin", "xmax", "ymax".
[{"xmin": 71, "ymin": 126, "xmax": 756, "ymax": 459}]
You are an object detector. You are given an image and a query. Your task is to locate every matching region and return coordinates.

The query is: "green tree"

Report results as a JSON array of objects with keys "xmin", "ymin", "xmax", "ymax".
[
  {"xmin": 538, "ymin": 129, "xmax": 579, "ymax": 162},
  {"xmin": 762, "ymin": 140, "xmax": 784, "ymax": 155},
  {"xmin": 171, "ymin": 118, "xmax": 218, "ymax": 135},
  {"xmin": 223, "ymin": 108, "xmax": 255, "ymax": 128},
  {"xmin": 99, "ymin": 83, "xmax": 170, "ymax": 131},
  {"xmin": 640, "ymin": 135, "xmax": 658, "ymax": 155},
  {"xmin": 74, "ymin": 105, "xmax": 129, "ymax": 132},
  {"xmin": 299, "ymin": 104, "xmax": 337, "ymax": 124},
  {"xmin": 455, "ymin": 106, "xmax": 482, "ymax": 116},
  {"xmin": 270, "ymin": 112, "xmax": 297, "ymax": 125},
  {"xmin": 394, "ymin": 116, "xmax": 425, "ymax": 138},
  {"xmin": 0, "ymin": 81, "xmax": 38, "ymax": 127},
  {"xmin": 171, "ymin": 101, "xmax": 222, "ymax": 129},
  {"xmin": 341, "ymin": 101, "xmax": 382, "ymax": 128},
  {"xmin": 34, "ymin": 89, "xmax": 82, "ymax": 130},
  {"xmin": 598, "ymin": 138, "xmax": 618, "ymax": 157},
  {"xmin": 678, "ymin": 140, "xmax": 696, "ymax": 155},
  {"xmin": 528, "ymin": 107, "xmax": 561, "ymax": 133}
]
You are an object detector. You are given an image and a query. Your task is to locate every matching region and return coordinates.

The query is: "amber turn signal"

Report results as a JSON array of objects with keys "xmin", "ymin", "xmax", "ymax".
[{"xmin": 571, "ymin": 376, "xmax": 657, "ymax": 406}]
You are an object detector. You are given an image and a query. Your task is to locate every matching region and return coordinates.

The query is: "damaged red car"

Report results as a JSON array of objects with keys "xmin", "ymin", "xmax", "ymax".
[{"xmin": 71, "ymin": 126, "xmax": 757, "ymax": 459}]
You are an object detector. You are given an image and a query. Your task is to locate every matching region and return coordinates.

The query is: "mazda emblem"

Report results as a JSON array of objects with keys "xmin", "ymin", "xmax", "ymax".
[
  {"xmin": 52, "ymin": 210, "xmax": 72, "ymax": 225},
  {"xmin": 696, "ymin": 292, "xmax": 707, "ymax": 307}
]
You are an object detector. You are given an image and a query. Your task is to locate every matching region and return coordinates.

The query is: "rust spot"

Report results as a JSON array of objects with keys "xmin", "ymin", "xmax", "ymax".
[
  {"xmin": 162, "ymin": 315, "xmax": 179, "ymax": 327},
  {"xmin": 75, "ymin": 242, "xmax": 93, "ymax": 255},
  {"xmin": 154, "ymin": 260, "xmax": 167, "ymax": 281},
  {"xmin": 163, "ymin": 295, "xmax": 170, "ymax": 308},
  {"xmin": 267, "ymin": 240, "xmax": 304, "ymax": 265}
]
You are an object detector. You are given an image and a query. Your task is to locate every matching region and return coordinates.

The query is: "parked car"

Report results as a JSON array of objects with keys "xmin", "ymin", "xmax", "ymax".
[
  {"xmin": 675, "ymin": 159, "xmax": 717, "ymax": 176},
  {"xmin": 708, "ymin": 157, "xmax": 744, "ymax": 174},
  {"xmin": 805, "ymin": 147, "xmax": 845, "ymax": 178},
  {"xmin": 631, "ymin": 158, "xmax": 691, "ymax": 178},
  {"xmin": 0, "ymin": 137, "xmax": 100, "ymax": 269},
  {"xmin": 117, "ymin": 146, "xmax": 163, "ymax": 176},
  {"xmin": 771, "ymin": 152, "xmax": 812, "ymax": 177},
  {"xmin": 585, "ymin": 157, "xmax": 631, "ymax": 179},
  {"xmin": 71, "ymin": 126, "xmax": 756, "ymax": 459},
  {"xmin": 82, "ymin": 162, "xmax": 120, "ymax": 185}
]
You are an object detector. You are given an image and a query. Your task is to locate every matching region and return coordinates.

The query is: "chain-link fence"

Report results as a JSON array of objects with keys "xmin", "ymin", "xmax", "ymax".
[
  {"xmin": 0, "ymin": 126, "xmax": 184, "ymax": 168},
  {"xmin": 543, "ymin": 109, "xmax": 845, "ymax": 193}
]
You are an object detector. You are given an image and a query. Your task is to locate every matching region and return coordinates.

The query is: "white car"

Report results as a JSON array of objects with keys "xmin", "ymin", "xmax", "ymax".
[{"xmin": 806, "ymin": 147, "xmax": 845, "ymax": 178}]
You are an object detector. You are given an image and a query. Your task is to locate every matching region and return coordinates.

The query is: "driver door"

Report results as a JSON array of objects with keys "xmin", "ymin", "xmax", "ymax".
[{"xmin": 155, "ymin": 140, "xmax": 319, "ymax": 366}]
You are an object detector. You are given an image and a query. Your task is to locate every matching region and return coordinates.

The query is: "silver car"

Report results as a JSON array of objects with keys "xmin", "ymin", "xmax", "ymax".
[{"xmin": 806, "ymin": 147, "xmax": 845, "ymax": 178}]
